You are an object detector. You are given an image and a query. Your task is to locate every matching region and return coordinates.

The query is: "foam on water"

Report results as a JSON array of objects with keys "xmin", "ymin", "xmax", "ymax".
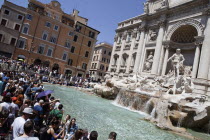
[{"xmin": 112, "ymin": 101, "xmax": 149, "ymax": 117}]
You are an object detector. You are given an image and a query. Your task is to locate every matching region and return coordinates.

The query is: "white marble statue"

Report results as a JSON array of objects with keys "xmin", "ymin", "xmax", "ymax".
[
  {"xmin": 144, "ymin": 52, "xmax": 154, "ymax": 72},
  {"xmin": 167, "ymin": 49, "xmax": 185, "ymax": 77}
]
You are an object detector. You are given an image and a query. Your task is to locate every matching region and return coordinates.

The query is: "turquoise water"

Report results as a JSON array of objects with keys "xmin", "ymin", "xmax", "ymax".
[{"xmin": 45, "ymin": 85, "xmax": 190, "ymax": 140}]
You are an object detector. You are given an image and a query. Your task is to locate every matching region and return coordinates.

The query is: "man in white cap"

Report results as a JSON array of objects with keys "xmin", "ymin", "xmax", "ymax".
[{"xmin": 12, "ymin": 107, "xmax": 33, "ymax": 139}]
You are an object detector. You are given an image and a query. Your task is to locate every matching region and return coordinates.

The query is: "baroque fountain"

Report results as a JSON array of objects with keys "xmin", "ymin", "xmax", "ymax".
[{"xmin": 93, "ymin": 49, "xmax": 210, "ymax": 135}]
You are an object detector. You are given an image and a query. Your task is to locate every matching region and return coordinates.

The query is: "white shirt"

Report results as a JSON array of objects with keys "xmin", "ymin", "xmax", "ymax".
[
  {"xmin": 0, "ymin": 102, "xmax": 11, "ymax": 115},
  {"xmin": 14, "ymin": 137, "xmax": 39, "ymax": 140},
  {"xmin": 12, "ymin": 117, "xmax": 26, "ymax": 139}
]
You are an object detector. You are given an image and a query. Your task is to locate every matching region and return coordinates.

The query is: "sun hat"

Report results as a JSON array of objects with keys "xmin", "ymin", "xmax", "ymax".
[
  {"xmin": 39, "ymin": 100, "xmax": 44, "ymax": 104},
  {"xmin": 22, "ymin": 107, "xmax": 33, "ymax": 115}
]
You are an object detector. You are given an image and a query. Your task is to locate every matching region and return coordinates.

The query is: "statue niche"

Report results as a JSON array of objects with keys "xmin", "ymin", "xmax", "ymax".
[
  {"xmin": 144, "ymin": 51, "xmax": 154, "ymax": 72},
  {"xmin": 167, "ymin": 48, "xmax": 185, "ymax": 77}
]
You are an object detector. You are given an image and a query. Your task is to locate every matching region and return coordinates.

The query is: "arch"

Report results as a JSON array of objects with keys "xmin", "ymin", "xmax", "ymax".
[
  {"xmin": 34, "ymin": 59, "xmax": 42, "ymax": 66},
  {"xmin": 171, "ymin": 25, "xmax": 198, "ymax": 43},
  {"xmin": 166, "ymin": 18, "xmax": 204, "ymax": 41}
]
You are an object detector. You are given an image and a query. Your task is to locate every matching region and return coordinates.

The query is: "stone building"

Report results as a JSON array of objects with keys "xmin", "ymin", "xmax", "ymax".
[
  {"xmin": 0, "ymin": 0, "xmax": 26, "ymax": 57},
  {"xmin": 0, "ymin": 0, "xmax": 100, "ymax": 78},
  {"xmin": 90, "ymin": 42, "xmax": 112, "ymax": 81},
  {"xmin": 108, "ymin": 0, "xmax": 210, "ymax": 94}
]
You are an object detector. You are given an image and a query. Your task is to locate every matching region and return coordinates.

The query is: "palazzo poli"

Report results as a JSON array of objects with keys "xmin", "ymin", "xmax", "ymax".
[{"xmin": 108, "ymin": 0, "xmax": 210, "ymax": 95}]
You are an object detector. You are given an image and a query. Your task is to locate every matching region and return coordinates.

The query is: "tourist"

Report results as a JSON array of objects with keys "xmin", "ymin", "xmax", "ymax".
[
  {"xmin": 33, "ymin": 99, "xmax": 44, "ymax": 127},
  {"xmin": 8, "ymin": 96, "xmax": 19, "ymax": 126},
  {"xmin": 12, "ymin": 107, "xmax": 33, "ymax": 139},
  {"xmin": 48, "ymin": 104, "xmax": 63, "ymax": 123},
  {"xmin": 40, "ymin": 120, "xmax": 65, "ymax": 140},
  {"xmin": 108, "ymin": 132, "xmax": 117, "ymax": 140},
  {"xmin": 65, "ymin": 118, "xmax": 78, "ymax": 140},
  {"xmin": 89, "ymin": 131, "xmax": 98, "ymax": 140},
  {"xmin": 19, "ymin": 99, "xmax": 31, "ymax": 116},
  {"xmin": 63, "ymin": 114, "xmax": 71, "ymax": 129},
  {"xmin": 14, "ymin": 120, "xmax": 38, "ymax": 140},
  {"xmin": 70, "ymin": 129, "xmax": 83, "ymax": 140},
  {"xmin": 81, "ymin": 129, "xmax": 89, "ymax": 140}
]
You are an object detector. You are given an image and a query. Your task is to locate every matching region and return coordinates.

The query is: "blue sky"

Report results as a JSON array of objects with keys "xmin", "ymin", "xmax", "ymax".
[{"xmin": 0, "ymin": 0, "xmax": 145, "ymax": 44}]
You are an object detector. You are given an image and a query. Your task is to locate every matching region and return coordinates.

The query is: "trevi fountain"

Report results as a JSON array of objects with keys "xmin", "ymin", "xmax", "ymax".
[{"xmin": 93, "ymin": 0, "xmax": 210, "ymax": 138}]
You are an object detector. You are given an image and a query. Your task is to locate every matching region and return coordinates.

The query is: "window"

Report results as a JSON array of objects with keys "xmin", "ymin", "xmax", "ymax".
[
  {"xmin": 108, "ymin": 52, "xmax": 111, "ymax": 56},
  {"xmin": 26, "ymin": 14, "xmax": 33, "ymax": 20},
  {"xmin": 47, "ymin": 48, "xmax": 53, "ymax": 57},
  {"xmin": 54, "ymin": 25, "xmax": 59, "ymax": 31},
  {"xmin": 93, "ymin": 56, "xmax": 96, "ymax": 61},
  {"xmin": 73, "ymin": 35, "xmax": 78, "ymax": 42},
  {"xmin": 42, "ymin": 32, "xmax": 48, "ymax": 40},
  {"xmin": 70, "ymin": 46, "xmax": 75, "ymax": 53},
  {"xmin": 17, "ymin": 15, "xmax": 23, "ymax": 20},
  {"xmin": 0, "ymin": 34, "xmax": 2, "ymax": 42},
  {"xmin": 104, "ymin": 50, "xmax": 106, "ymax": 54},
  {"xmin": 100, "ymin": 65, "xmax": 104, "ymax": 70},
  {"xmin": 14, "ymin": 24, "xmax": 21, "ymax": 31},
  {"xmin": 45, "ymin": 22, "xmax": 51, "ymax": 27},
  {"xmin": 127, "ymin": 33, "xmax": 131, "ymax": 42},
  {"xmin": 10, "ymin": 38, "xmax": 17, "ymax": 46},
  {"xmin": 82, "ymin": 63, "xmax": 87, "ymax": 70},
  {"xmin": 4, "ymin": 9, "xmax": 10, "ymax": 15},
  {"xmin": 69, "ymin": 31, "xmax": 74, "ymax": 36},
  {"xmin": 91, "ymin": 63, "xmax": 94, "ymax": 69},
  {"xmin": 62, "ymin": 53, "xmax": 67, "ymax": 61},
  {"xmin": 85, "ymin": 51, "xmax": 89, "ymax": 57},
  {"xmin": 89, "ymin": 31, "xmax": 95, "ymax": 38},
  {"xmin": 106, "ymin": 67, "xmax": 108, "ymax": 71},
  {"xmin": 50, "ymin": 36, "xmax": 57, "ymax": 44},
  {"xmin": 68, "ymin": 59, "xmax": 73, "ymax": 66},
  {"xmin": 1, "ymin": 19, "xmax": 7, "ymax": 26},
  {"xmin": 75, "ymin": 25, "xmax": 82, "ymax": 32},
  {"xmin": 88, "ymin": 41, "xmax": 91, "ymax": 47},
  {"xmin": 17, "ymin": 38, "xmax": 25, "ymax": 49},
  {"xmin": 37, "ymin": 45, "xmax": 45, "ymax": 54},
  {"xmin": 22, "ymin": 25, "xmax": 29, "ymax": 34},
  {"xmin": 46, "ymin": 12, "xmax": 52, "ymax": 17},
  {"xmin": 65, "ymin": 40, "xmax": 71, "ymax": 48}
]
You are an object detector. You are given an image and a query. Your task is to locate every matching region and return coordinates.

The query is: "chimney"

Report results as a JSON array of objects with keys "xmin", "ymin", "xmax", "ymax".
[{"xmin": 73, "ymin": 9, "xmax": 79, "ymax": 17}]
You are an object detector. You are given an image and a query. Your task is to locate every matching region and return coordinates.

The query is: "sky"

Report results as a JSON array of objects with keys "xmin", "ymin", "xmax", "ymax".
[{"xmin": 0, "ymin": 0, "xmax": 145, "ymax": 44}]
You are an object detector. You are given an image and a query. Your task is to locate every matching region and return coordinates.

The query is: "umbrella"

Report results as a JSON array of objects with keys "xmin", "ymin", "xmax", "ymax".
[
  {"xmin": 36, "ymin": 90, "xmax": 54, "ymax": 99},
  {"xmin": 18, "ymin": 59, "xmax": 24, "ymax": 61}
]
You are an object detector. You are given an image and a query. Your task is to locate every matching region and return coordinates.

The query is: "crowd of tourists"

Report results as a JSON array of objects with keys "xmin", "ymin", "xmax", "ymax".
[{"xmin": 0, "ymin": 57, "xmax": 117, "ymax": 140}]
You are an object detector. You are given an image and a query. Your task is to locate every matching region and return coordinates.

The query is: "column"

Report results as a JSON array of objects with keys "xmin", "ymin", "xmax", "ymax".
[
  {"xmin": 108, "ymin": 35, "xmax": 118, "ymax": 72},
  {"xmin": 192, "ymin": 38, "xmax": 203, "ymax": 78},
  {"xmin": 197, "ymin": 11, "xmax": 210, "ymax": 79},
  {"xmin": 116, "ymin": 32, "xmax": 127, "ymax": 73},
  {"xmin": 133, "ymin": 28, "xmax": 146, "ymax": 73},
  {"xmin": 161, "ymin": 45, "xmax": 169, "ymax": 76},
  {"xmin": 151, "ymin": 21, "xmax": 166, "ymax": 75},
  {"xmin": 126, "ymin": 31, "xmax": 137, "ymax": 74}
]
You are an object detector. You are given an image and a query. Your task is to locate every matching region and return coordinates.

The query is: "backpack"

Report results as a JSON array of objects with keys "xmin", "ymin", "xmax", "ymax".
[{"xmin": 39, "ymin": 126, "xmax": 51, "ymax": 140}]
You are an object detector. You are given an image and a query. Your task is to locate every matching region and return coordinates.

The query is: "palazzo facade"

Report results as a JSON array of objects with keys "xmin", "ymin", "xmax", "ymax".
[{"xmin": 108, "ymin": 0, "xmax": 210, "ymax": 95}]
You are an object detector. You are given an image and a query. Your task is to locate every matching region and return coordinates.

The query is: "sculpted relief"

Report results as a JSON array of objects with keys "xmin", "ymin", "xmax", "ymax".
[{"xmin": 149, "ymin": 30, "xmax": 158, "ymax": 42}]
